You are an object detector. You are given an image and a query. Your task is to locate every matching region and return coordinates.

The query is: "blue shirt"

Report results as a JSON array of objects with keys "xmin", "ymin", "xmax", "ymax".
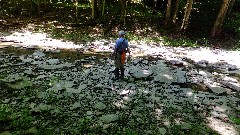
[{"xmin": 114, "ymin": 38, "xmax": 129, "ymax": 52}]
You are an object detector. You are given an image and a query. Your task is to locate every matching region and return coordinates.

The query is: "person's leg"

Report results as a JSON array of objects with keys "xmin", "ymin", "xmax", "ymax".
[
  {"xmin": 114, "ymin": 53, "xmax": 121, "ymax": 80},
  {"xmin": 120, "ymin": 67, "xmax": 125, "ymax": 79},
  {"xmin": 115, "ymin": 68, "xmax": 120, "ymax": 80}
]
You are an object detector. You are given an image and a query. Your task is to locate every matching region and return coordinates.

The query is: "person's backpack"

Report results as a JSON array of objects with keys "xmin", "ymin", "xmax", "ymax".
[{"xmin": 121, "ymin": 50, "xmax": 126, "ymax": 64}]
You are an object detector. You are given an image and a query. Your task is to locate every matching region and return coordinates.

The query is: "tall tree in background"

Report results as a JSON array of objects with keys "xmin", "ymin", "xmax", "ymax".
[
  {"xmin": 181, "ymin": 0, "xmax": 193, "ymax": 32},
  {"xmin": 75, "ymin": 0, "xmax": 79, "ymax": 17},
  {"xmin": 165, "ymin": 0, "xmax": 172, "ymax": 25},
  {"xmin": 102, "ymin": 0, "xmax": 106, "ymax": 16},
  {"xmin": 91, "ymin": 0, "xmax": 98, "ymax": 18},
  {"xmin": 44, "ymin": 0, "xmax": 47, "ymax": 10},
  {"xmin": 37, "ymin": 0, "xmax": 41, "ymax": 16},
  {"xmin": 119, "ymin": 0, "xmax": 127, "ymax": 24},
  {"xmin": 172, "ymin": 0, "xmax": 180, "ymax": 24},
  {"xmin": 211, "ymin": 0, "xmax": 233, "ymax": 36},
  {"xmin": 227, "ymin": 0, "xmax": 236, "ymax": 15}
]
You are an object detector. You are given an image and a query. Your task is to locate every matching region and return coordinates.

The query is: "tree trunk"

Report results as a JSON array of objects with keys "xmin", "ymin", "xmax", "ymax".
[
  {"xmin": 97, "ymin": 0, "xmax": 102, "ymax": 13},
  {"xmin": 119, "ymin": 0, "xmax": 126, "ymax": 17},
  {"xmin": 102, "ymin": 0, "xmax": 106, "ymax": 16},
  {"xmin": 211, "ymin": 0, "xmax": 232, "ymax": 37},
  {"xmin": 165, "ymin": 0, "xmax": 172, "ymax": 25},
  {"xmin": 44, "ymin": 0, "xmax": 47, "ymax": 9},
  {"xmin": 172, "ymin": 0, "xmax": 180, "ymax": 24},
  {"xmin": 13, "ymin": 0, "xmax": 17, "ymax": 9},
  {"xmin": 227, "ymin": 0, "xmax": 236, "ymax": 16},
  {"xmin": 37, "ymin": 0, "xmax": 41, "ymax": 16},
  {"xmin": 181, "ymin": 0, "xmax": 193, "ymax": 32},
  {"xmin": 91, "ymin": 0, "xmax": 98, "ymax": 18},
  {"xmin": 75, "ymin": 0, "xmax": 78, "ymax": 17}
]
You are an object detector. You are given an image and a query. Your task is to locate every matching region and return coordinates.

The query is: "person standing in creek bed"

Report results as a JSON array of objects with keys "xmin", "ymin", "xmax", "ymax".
[{"xmin": 113, "ymin": 30, "xmax": 130, "ymax": 80}]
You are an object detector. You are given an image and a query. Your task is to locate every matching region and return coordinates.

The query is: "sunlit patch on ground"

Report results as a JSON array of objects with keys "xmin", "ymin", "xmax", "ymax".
[{"xmin": 207, "ymin": 117, "xmax": 239, "ymax": 135}]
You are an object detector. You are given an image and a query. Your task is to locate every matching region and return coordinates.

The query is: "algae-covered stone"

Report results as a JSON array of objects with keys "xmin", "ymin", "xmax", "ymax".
[
  {"xmin": 94, "ymin": 102, "xmax": 106, "ymax": 110},
  {"xmin": 99, "ymin": 114, "xmax": 119, "ymax": 123},
  {"xmin": 26, "ymin": 127, "xmax": 38, "ymax": 134},
  {"xmin": 158, "ymin": 128, "xmax": 167, "ymax": 135},
  {"xmin": 0, "ymin": 131, "xmax": 12, "ymax": 135}
]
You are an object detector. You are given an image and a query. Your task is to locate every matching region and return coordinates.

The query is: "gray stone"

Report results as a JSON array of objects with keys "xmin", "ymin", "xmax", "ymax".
[
  {"xmin": 19, "ymin": 56, "xmax": 33, "ymax": 63},
  {"xmin": 24, "ymin": 69, "xmax": 33, "ymax": 75},
  {"xmin": 129, "ymin": 68, "xmax": 153, "ymax": 78},
  {"xmin": 169, "ymin": 59, "xmax": 183, "ymax": 66},
  {"xmin": 181, "ymin": 123, "xmax": 192, "ymax": 130},
  {"xmin": 223, "ymin": 81, "xmax": 240, "ymax": 91},
  {"xmin": 94, "ymin": 102, "xmax": 107, "ymax": 110},
  {"xmin": 46, "ymin": 59, "xmax": 60, "ymax": 65},
  {"xmin": 99, "ymin": 114, "xmax": 119, "ymax": 123},
  {"xmin": 32, "ymin": 51, "xmax": 45, "ymax": 58},
  {"xmin": 66, "ymin": 88, "xmax": 81, "ymax": 94},
  {"xmin": 158, "ymin": 128, "xmax": 167, "ymax": 135},
  {"xmin": 70, "ymin": 102, "xmax": 81, "ymax": 110},
  {"xmin": 172, "ymin": 69, "xmax": 187, "ymax": 83},
  {"xmin": 206, "ymin": 83, "xmax": 226, "ymax": 94}
]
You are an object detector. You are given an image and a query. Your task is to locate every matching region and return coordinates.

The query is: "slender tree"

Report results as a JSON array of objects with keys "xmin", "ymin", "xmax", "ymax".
[
  {"xmin": 181, "ymin": 0, "xmax": 193, "ymax": 31},
  {"xmin": 172, "ymin": 0, "xmax": 180, "ymax": 24},
  {"xmin": 211, "ymin": 0, "xmax": 233, "ymax": 36},
  {"xmin": 75, "ymin": 0, "xmax": 78, "ymax": 17},
  {"xmin": 227, "ymin": 0, "xmax": 236, "ymax": 16},
  {"xmin": 44, "ymin": 0, "xmax": 47, "ymax": 9},
  {"xmin": 91, "ymin": 0, "xmax": 98, "ymax": 18},
  {"xmin": 165, "ymin": 0, "xmax": 172, "ymax": 25},
  {"xmin": 119, "ymin": 0, "xmax": 127, "ymax": 18},
  {"xmin": 102, "ymin": 0, "xmax": 106, "ymax": 16},
  {"xmin": 37, "ymin": 0, "xmax": 41, "ymax": 16}
]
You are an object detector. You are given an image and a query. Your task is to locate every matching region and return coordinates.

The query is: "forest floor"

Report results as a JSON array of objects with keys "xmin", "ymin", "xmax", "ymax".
[{"xmin": 1, "ymin": 27, "xmax": 240, "ymax": 135}]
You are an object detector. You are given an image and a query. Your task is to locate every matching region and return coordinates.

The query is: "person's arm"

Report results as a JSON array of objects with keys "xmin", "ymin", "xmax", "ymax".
[
  {"xmin": 125, "ymin": 40, "xmax": 130, "ymax": 55},
  {"xmin": 114, "ymin": 40, "xmax": 118, "ymax": 53}
]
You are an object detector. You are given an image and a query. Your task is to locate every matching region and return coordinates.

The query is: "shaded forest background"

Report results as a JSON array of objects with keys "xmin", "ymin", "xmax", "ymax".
[{"xmin": 0, "ymin": 0, "xmax": 240, "ymax": 49}]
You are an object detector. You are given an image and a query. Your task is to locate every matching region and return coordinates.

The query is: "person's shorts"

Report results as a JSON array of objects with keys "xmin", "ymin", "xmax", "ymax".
[{"xmin": 114, "ymin": 53, "xmax": 124, "ymax": 68}]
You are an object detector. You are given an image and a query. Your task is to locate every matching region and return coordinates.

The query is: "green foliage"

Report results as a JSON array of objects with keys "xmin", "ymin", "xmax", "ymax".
[
  {"xmin": 163, "ymin": 37, "xmax": 198, "ymax": 47},
  {"xmin": 225, "ymin": 12, "xmax": 240, "ymax": 34},
  {"xmin": 0, "ymin": 104, "xmax": 36, "ymax": 134},
  {"xmin": 230, "ymin": 116, "xmax": 240, "ymax": 125}
]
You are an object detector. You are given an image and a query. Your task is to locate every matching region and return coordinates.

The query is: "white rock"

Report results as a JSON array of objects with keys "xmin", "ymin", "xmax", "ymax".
[{"xmin": 119, "ymin": 90, "xmax": 130, "ymax": 95}]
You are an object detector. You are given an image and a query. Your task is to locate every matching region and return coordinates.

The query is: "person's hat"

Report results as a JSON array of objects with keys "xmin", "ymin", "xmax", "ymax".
[{"xmin": 118, "ymin": 30, "xmax": 126, "ymax": 35}]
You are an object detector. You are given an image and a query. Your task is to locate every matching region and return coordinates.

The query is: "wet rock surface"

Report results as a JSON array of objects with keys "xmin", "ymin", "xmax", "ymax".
[{"xmin": 1, "ymin": 33, "xmax": 240, "ymax": 134}]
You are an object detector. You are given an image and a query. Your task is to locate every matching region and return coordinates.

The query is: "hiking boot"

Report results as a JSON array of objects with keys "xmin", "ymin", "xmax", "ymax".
[{"xmin": 120, "ymin": 68, "xmax": 125, "ymax": 79}]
